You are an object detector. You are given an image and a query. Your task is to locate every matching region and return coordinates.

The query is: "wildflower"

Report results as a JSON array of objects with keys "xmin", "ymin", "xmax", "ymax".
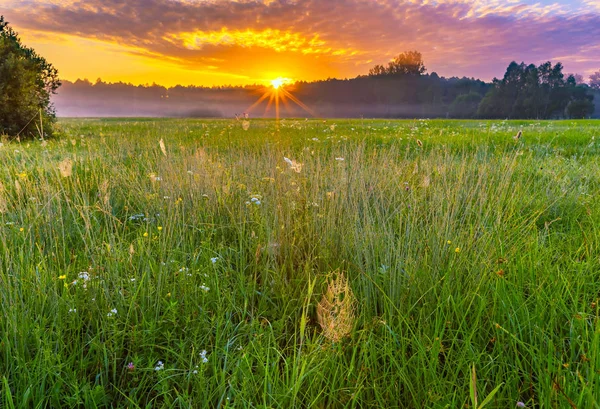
[
  {"xmin": 455, "ymin": 247, "xmax": 460, "ymax": 253},
  {"xmin": 68, "ymin": 308, "xmax": 77, "ymax": 313},
  {"xmin": 157, "ymin": 226, "xmax": 163, "ymax": 231},
  {"xmin": 59, "ymin": 275, "xmax": 67, "ymax": 280},
  {"xmin": 210, "ymin": 257, "xmax": 219, "ymax": 264},
  {"xmin": 516, "ymin": 402, "xmax": 526, "ymax": 408},
  {"xmin": 447, "ymin": 240, "xmax": 452, "ymax": 244},
  {"xmin": 19, "ymin": 227, "xmax": 24, "ymax": 232},
  {"xmin": 200, "ymin": 284, "xmax": 210, "ymax": 292},
  {"xmin": 200, "ymin": 350, "xmax": 209, "ymax": 363},
  {"xmin": 154, "ymin": 361, "xmax": 164, "ymax": 371},
  {"xmin": 283, "ymin": 157, "xmax": 303, "ymax": 173},
  {"xmin": 250, "ymin": 197, "xmax": 261, "ymax": 205},
  {"xmin": 107, "ymin": 308, "xmax": 117, "ymax": 317},
  {"xmin": 335, "ymin": 157, "xmax": 345, "ymax": 161},
  {"xmin": 127, "ymin": 362, "xmax": 135, "ymax": 372},
  {"xmin": 143, "ymin": 232, "xmax": 149, "ymax": 237},
  {"xmin": 129, "ymin": 213, "xmax": 145, "ymax": 221}
]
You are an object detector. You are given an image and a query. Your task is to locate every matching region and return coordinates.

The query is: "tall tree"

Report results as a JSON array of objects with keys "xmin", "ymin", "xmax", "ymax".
[
  {"xmin": 590, "ymin": 70, "xmax": 600, "ymax": 90},
  {"xmin": 368, "ymin": 51, "xmax": 426, "ymax": 77},
  {"xmin": 0, "ymin": 16, "xmax": 60, "ymax": 138}
]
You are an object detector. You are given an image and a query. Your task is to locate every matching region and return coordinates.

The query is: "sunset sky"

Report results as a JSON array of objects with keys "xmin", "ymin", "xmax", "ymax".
[{"xmin": 3, "ymin": 0, "xmax": 600, "ymax": 87}]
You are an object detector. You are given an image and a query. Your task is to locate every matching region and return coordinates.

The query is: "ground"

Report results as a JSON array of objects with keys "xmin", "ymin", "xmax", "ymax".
[{"xmin": 0, "ymin": 118, "xmax": 599, "ymax": 408}]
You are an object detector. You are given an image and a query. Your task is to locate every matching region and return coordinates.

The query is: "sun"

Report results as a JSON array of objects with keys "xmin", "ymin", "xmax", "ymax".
[{"xmin": 270, "ymin": 77, "xmax": 291, "ymax": 89}]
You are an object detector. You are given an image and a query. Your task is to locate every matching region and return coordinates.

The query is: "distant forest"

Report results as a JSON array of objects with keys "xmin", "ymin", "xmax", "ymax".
[{"xmin": 53, "ymin": 52, "xmax": 599, "ymax": 119}]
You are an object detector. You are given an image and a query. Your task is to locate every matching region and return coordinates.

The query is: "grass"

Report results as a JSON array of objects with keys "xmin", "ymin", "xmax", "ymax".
[{"xmin": 0, "ymin": 118, "xmax": 599, "ymax": 408}]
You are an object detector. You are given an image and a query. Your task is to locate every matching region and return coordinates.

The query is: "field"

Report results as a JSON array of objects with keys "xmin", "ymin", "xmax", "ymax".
[{"xmin": 1, "ymin": 118, "xmax": 599, "ymax": 408}]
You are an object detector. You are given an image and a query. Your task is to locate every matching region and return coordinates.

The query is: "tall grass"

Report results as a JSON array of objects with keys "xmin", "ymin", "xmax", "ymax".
[{"xmin": 0, "ymin": 118, "xmax": 599, "ymax": 408}]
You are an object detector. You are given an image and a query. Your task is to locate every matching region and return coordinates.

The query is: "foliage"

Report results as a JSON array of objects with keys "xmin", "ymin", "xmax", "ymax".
[
  {"xmin": 1, "ymin": 118, "xmax": 599, "ymax": 408},
  {"xmin": 448, "ymin": 92, "xmax": 482, "ymax": 118},
  {"xmin": 477, "ymin": 61, "xmax": 595, "ymax": 119},
  {"xmin": 589, "ymin": 70, "xmax": 600, "ymax": 90},
  {"xmin": 368, "ymin": 51, "xmax": 426, "ymax": 77},
  {"xmin": 0, "ymin": 16, "xmax": 60, "ymax": 138}
]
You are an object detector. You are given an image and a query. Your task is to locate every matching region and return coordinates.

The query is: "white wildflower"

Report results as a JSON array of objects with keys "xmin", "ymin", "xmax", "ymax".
[
  {"xmin": 283, "ymin": 157, "xmax": 302, "ymax": 173},
  {"xmin": 107, "ymin": 308, "xmax": 117, "ymax": 317},
  {"xmin": 154, "ymin": 361, "xmax": 164, "ymax": 371}
]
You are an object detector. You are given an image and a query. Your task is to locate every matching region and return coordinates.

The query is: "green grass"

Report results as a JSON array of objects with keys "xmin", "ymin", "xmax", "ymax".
[{"xmin": 1, "ymin": 118, "xmax": 599, "ymax": 408}]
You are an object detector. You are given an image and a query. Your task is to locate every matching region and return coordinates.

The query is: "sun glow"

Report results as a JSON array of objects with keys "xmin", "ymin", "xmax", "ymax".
[
  {"xmin": 246, "ymin": 77, "xmax": 315, "ymax": 120},
  {"xmin": 270, "ymin": 77, "xmax": 292, "ymax": 89}
]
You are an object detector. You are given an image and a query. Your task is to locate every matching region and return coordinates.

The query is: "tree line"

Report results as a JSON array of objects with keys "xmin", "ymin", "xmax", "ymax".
[{"xmin": 1, "ymin": 14, "xmax": 598, "ymax": 138}]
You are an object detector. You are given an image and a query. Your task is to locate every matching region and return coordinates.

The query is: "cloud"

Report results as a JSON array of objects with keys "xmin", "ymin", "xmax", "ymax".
[{"xmin": 3, "ymin": 0, "xmax": 600, "ymax": 82}]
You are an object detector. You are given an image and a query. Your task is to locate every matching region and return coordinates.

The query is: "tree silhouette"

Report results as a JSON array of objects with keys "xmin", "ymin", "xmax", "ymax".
[
  {"xmin": 368, "ymin": 51, "xmax": 426, "ymax": 77},
  {"xmin": 0, "ymin": 16, "xmax": 60, "ymax": 138}
]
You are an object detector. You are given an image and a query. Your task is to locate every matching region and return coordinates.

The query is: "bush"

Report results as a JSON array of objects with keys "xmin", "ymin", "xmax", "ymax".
[{"xmin": 0, "ymin": 16, "xmax": 60, "ymax": 139}]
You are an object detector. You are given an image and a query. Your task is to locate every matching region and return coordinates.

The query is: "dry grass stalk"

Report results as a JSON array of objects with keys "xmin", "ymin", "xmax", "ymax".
[
  {"xmin": 99, "ymin": 179, "xmax": 111, "ymax": 209},
  {"xmin": 317, "ymin": 272, "xmax": 356, "ymax": 342},
  {"xmin": 0, "ymin": 182, "xmax": 7, "ymax": 213}
]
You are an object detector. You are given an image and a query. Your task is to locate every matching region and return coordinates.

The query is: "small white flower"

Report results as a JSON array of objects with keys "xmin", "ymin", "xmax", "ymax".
[
  {"xmin": 200, "ymin": 284, "xmax": 210, "ymax": 292},
  {"xmin": 335, "ymin": 157, "xmax": 345, "ymax": 161},
  {"xmin": 200, "ymin": 350, "xmax": 208, "ymax": 363},
  {"xmin": 107, "ymin": 308, "xmax": 117, "ymax": 317},
  {"xmin": 210, "ymin": 257, "xmax": 219, "ymax": 264},
  {"xmin": 68, "ymin": 308, "xmax": 77, "ymax": 313},
  {"xmin": 154, "ymin": 361, "xmax": 164, "ymax": 371},
  {"xmin": 130, "ymin": 278, "xmax": 136, "ymax": 282}
]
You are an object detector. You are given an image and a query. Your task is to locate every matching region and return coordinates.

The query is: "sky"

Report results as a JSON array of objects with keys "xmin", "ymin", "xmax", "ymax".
[{"xmin": 2, "ymin": 0, "xmax": 600, "ymax": 87}]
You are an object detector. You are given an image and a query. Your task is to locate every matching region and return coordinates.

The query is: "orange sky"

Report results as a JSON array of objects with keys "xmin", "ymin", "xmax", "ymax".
[{"xmin": 3, "ymin": 0, "xmax": 600, "ymax": 87}]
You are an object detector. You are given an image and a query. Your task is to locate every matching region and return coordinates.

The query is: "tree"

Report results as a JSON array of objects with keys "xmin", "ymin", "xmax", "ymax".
[
  {"xmin": 448, "ymin": 92, "xmax": 482, "ymax": 118},
  {"xmin": 476, "ymin": 60, "xmax": 592, "ymax": 119},
  {"xmin": 0, "ymin": 16, "xmax": 60, "ymax": 138},
  {"xmin": 368, "ymin": 51, "xmax": 426, "ymax": 77},
  {"xmin": 590, "ymin": 70, "xmax": 600, "ymax": 90}
]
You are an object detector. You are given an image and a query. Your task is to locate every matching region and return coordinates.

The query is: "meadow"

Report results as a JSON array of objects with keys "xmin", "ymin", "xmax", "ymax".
[{"xmin": 0, "ymin": 118, "xmax": 599, "ymax": 408}]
